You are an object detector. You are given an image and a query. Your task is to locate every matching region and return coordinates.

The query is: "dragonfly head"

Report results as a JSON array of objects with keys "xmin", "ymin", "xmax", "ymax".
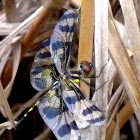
[{"xmin": 80, "ymin": 61, "xmax": 93, "ymax": 74}]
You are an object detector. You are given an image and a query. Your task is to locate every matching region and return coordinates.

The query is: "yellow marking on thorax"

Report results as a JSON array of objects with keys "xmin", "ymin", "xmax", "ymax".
[
  {"xmin": 72, "ymin": 79, "xmax": 79, "ymax": 83},
  {"xmin": 62, "ymin": 74, "xmax": 79, "ymax": 83},
  {"xmin": 70, "ymin": 74, "xmax": 80, "ymax": 83}
]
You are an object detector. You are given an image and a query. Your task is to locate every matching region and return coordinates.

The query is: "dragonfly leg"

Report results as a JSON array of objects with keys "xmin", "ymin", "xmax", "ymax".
[
  {"xmin": 90, "ymin": 63, "xmax": 107, "ymax": 78},
  {"xmin": 79, "ymin": 77, "xmax": 109, "ymax": 91},
  {"xmin": 93, "ymin": 79, "xmax": 109, "ymax": 91}
]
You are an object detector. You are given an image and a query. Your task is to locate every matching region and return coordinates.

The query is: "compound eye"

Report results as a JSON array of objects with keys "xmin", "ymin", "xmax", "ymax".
[
  {"xmin": 80, "ymin": 61, "xmax": 92, "ymax": 73},
  {"xmin": 80, "ymin": 62, "xmax": 85, "ymax": 69},
  {"xmin": 80, "ymin": 64, "xmax": 84, "ymax": 69}
]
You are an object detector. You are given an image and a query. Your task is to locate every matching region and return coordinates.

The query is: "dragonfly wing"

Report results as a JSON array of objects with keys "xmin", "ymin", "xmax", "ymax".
[
  {"xmin": 30, "ymin": 40, "xmax": 58, "ymax": 91},
  {"xmin": 38, "ymin": 88, "xmax": 81, "ymax": 140},
  {"xmin": 62, "ymin": 82, "xmax": 105, "ymax": 126},
  {"xmin": 74, "ymin": 114, "xmax": 91, "ymax": 129},
  {"xmin": 50, "ymin": 9, "xmax": 78, "ymax": 74}
]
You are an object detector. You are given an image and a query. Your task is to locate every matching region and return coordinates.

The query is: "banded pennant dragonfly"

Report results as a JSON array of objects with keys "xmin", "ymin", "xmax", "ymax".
[{"xmin": 29, "ymin": 9, "xmax": 105, "ymax": 140}]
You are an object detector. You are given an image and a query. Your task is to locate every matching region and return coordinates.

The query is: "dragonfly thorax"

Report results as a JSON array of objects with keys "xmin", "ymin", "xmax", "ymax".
[{"xmin": 58, "ymin": 72, "xmax": 80, "ymax": 86}]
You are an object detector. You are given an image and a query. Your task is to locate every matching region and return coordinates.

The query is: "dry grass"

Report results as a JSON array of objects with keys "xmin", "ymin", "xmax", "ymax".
[{"xmin": 0, "ymin": 0, "xmax": 140, "ymax": 139}]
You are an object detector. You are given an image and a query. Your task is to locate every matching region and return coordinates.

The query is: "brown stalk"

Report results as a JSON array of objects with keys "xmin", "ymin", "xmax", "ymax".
[
  {"xmin": 107, "ymin": 84, "xmax": 124, "ymax": 125},
  {"xmin": 78, "ymin": 0, "xmax": 94, "ymax": 98},
  {"xmin": 119, "ymin": 0, "xmax": 140, "ymax": 76},
  {"xmin": 106, "ymin": 102, "xmax": 133, "ymax": 140},
  {"xmin": 130, "ymin": 116, "xmax": 139, "ymax": 140},
  {"xmin": 0, "ymin": 82, "xmax": 15, "ymax": 128},
  {"xmin": 106, "ymin": 3, "xmax": 140, "ymax": 139},
  {"xmin": 108, "ymin": 9, "xmax": 140, "ymax": 123},
  {"xmin": 1, "ymin": 58, "xmax": 12, "ymax": 88}
]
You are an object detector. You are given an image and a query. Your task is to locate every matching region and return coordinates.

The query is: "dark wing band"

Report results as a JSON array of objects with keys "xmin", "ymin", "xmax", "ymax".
[{"xmin": 50, "ymin": 9, "xmax": 78, "ymax": 74}]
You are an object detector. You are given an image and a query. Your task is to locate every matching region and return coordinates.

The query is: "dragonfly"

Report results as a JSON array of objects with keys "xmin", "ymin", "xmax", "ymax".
[{"xmin": 30, "ymin": 9, "xmax": 105, "ymax": 140}]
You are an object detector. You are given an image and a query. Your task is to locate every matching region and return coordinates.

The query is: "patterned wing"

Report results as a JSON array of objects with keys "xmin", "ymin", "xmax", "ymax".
[
  {"xmin": 62, "ymin": 81, "xmax": 105, "ymax": 126},
  {"xmin": 50, "ymin": 9, "xmax": 78, "ymax": 74},
  {"xmin": 37, "ymin": 88, "xmax": 81, "ymax": 140},
  {"xmin": 30, "ymin": 40, "xmax": 58, "ymax": 91}
]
